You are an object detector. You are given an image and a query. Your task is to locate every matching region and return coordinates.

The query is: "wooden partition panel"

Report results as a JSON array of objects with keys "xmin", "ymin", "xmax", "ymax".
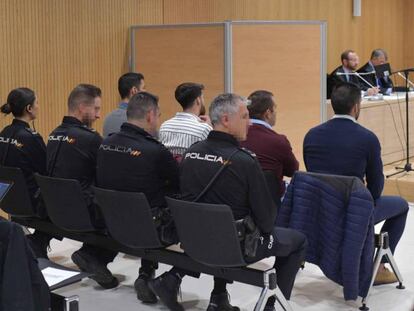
[
  {"xmin": 232, "ymin": 23, "xmax": 323, "ymax": 167},
  {"xmin": 0, "ymin": 0, "xmax": 163, "ymax": 139},
  {"xmin": 132, "ymin": 25, "xmax": 225, "ymax": 121}
]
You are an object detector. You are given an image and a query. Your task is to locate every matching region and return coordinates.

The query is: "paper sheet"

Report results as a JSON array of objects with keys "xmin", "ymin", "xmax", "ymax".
[{"xmin": 41, "ymin": 267, "xmax": 80, "ymax": 287}]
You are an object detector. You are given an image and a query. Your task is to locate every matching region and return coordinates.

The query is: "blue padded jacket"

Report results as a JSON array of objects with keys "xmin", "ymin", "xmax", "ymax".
[{"xmin": 277, "ymin": 171, "xmax": 375, "ymax": 300}]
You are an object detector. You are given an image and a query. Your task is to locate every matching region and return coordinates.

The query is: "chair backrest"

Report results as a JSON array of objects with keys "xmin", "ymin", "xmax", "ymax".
[
  {"xmin": 93, "ymin": 187, "xmax": 163, "ymax": 249},
  {"xmin": 167, "ymin": 197, "xmax": 246, "ymax": 267},
  {"xmin": 0, "ymin": 166, "xmax": 36, "ymax": 217},
  {"xmin": 35, "ymin": 174, "xmax": 95, "ymax": 232},
  {"xmin": 262, "ymin": 170, "xmax": 281, "ymax": 214},
  {"xmin": 279, "ymin": 171, "xmax": 375, "ymax": 299}
]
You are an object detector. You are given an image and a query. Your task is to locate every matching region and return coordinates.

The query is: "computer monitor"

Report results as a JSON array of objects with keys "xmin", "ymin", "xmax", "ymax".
[
  {"xmin": 0, "ymin": 181, "xmax": 13, "ymax": 202},
  {"xmin": 374, "ymin": 63, "xmax": 392, "ymax": 79}
]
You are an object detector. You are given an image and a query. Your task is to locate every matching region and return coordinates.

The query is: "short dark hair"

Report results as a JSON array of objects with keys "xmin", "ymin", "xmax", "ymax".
[
  {"xmin": 247, "ymin": 90, "xmax": 275, "ymax": 120},
  {"xmin": 341, "ymin": 49, "xmax": 355, "ymax": 62},
  {"xmin": 68, "ymin": 84, "xmax": 102, "ymax": 112},
  {"xmin": 127, "ymin": 91, "xmax": 159, "ymax": 120},
  {"xmin": 331, "ymin": 83, "xmax": 361, "ymax": 115},
  {"xmin": 370, "ymin": 49, "xmax": 388, "ymax": 61},
  {"xmin": 118, "ymin": 72, "xmax": 144, "ymax": 99},
  {"xmin": 175, "ymin": 82, "xmax": 204, "ymax": 110},
  {"xmin": 1, "ymin": 87, "xmax": 36, "ymax": 117}
]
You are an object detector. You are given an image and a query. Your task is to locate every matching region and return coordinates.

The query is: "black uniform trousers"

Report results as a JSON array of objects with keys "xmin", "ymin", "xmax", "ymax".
[{"xmin": 244, "ymin": 226, "xmax": 307, "ymax": 300}]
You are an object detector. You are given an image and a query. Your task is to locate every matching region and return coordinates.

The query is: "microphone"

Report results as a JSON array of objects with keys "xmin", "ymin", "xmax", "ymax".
[
  {"xmin": 336, "ymin": 71, "xmax": 376, "ymax": 89},
  {"xmin": 335, "ymin": 71, "xmax": 376, "ymax": 76},
  {"xmin": 398, "ymin": 72, "xmax": 414, "ymax": 88}
]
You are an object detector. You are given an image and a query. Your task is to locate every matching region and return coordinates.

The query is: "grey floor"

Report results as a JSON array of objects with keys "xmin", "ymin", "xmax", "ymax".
[{"xmin": 50, "ymin": 206, "xmax": 414, "ymax": 311}]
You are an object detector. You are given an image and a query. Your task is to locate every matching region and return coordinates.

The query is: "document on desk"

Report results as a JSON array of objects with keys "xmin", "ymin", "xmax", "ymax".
[{"xmin": 41, "ymin": 267, "xmax": 80, "ymax": 287}]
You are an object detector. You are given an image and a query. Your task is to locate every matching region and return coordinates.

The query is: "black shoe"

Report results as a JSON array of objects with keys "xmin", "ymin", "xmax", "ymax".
[
  {"xmin": 206, "ymin": 291, "xmax": 240, "ymax": 311},
  {"xmin": 263, "ymin": 305, "xmax": 276, "ymax": 311},
  {"xmin": 134, "ymin": 273, "xmax": 157, "ymax": 304},
  {"xmin": 263, "ymin": 295, "xmax": 276, "ymax": 311},
  {"xmin": 26, "ymin": 234, "xmax": 49, "ymax": 259},
  {"xmin": 71, "ymin": 250, "xmax": 119, "ymax": 289},
  {"xmin": 148, "ymin": 272, "xmax": 184, "ymax": 311}
]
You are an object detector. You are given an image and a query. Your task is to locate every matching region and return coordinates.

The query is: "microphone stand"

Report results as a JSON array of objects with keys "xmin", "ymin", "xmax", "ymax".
[{"xmin": 387, "ymin": 68, "xmax": 414, "ymax": 177}]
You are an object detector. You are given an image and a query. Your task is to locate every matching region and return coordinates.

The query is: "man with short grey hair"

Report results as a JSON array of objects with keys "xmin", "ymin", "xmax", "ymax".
[
  {"xmin": 149, "ymin": 93, "xmax": 307, "ymax": 311},
  {"xmin": 358, "ymin": 48, "xmax": 393, "ymax": 94}
]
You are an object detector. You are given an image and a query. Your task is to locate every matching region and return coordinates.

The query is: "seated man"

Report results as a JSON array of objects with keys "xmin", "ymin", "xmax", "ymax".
[
  {"xmin": 96, "ymin": 92, "xmax": 179, "ymax": 304},
  {"xmin": 103, "ymin": 72, "xmax": 145, "ymax": 138},
  {"xmin": 47, "ymin": 84, "xmax": 118, "ymax": 289},
  {"xmin": 159, "ymin": 82, "xmax": 212, "ymax": 158},
  {"xmin": 151, "ymin": 93, "xmax": 307, "ymax": 311},
  {"xmin": 330, "ymin": 49, "xmax": 379, "ymax": 97},
  {"xmin": 358, "ymin": 48, "xmax": 393, "ymax": 95},
  {"xmin": 303, "ymin": 83, "xmax": 409, "ymax": 285},
  {"xmin": 241, "ymin": 90, "xmax": 299, "ymax": 196}
]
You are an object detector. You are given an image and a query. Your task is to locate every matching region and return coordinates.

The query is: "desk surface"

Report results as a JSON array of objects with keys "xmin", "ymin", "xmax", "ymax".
[{"xmin": 326, "ymin": 92, "xmax": 414, "ymax": 165}]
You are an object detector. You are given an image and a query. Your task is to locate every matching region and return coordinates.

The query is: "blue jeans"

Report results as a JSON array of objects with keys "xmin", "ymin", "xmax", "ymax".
[{"xmin": 374, "ymin": 196, "xmax": 409, "ymax": 254}]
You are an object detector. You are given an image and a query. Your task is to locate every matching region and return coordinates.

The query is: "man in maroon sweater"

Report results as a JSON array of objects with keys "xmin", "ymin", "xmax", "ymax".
[{"xmin": 241, "ymin": 90, "xmax": 299, "ymax": 195}]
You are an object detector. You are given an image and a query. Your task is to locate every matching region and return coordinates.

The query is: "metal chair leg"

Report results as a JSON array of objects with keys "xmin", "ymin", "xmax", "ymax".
[
  {"xmin": 384, "ymin": 249, "xmax": 405, "ymax": 289},
  {"xmin": 254, "ymin": 269, "xmax": 293, "ymax": 311},
  {"xmin": 360, "ymin": 232, "xmax": 405, "ymax": 310}
]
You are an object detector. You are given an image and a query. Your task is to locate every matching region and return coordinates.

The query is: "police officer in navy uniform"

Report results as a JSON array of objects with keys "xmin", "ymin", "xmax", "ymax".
[
  {"xmin": 96, "ymin": 92, "xmax": 179, "ymax": 303},
  {"xmin": 47, "ymin": 84, "xmax": 118, "ymax": 289},
  {"xmin": 151, "ymin": 94, "xmax": 307, "ymax": 311},
  {"xmin": 0, "ymin": 87, "xmax": 53, "ymax": 258}
]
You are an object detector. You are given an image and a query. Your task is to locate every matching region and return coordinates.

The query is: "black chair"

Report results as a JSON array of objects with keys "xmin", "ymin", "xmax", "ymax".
[
  {"xmin": 263, "ymin": 170, "xmax": 281, "ymax": 213},
  {"xmin": 35, "ymin": 174, "xmax": 95, "ymax": 232},
  {"xmin": 93, "ymin": 187, "xmax": 163, "ymax": 249},
  {"xmin": 166, "ymin": 197, "xmax": 292, "ymax": 311},
  {"xmin": 0, "ymin": 166, "xmax": 37, "ymax": 217}
]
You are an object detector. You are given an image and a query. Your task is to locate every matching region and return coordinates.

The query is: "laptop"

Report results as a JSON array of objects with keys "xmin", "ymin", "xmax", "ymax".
[
  {"xmin": 0, "ymin": 181, "xmax": 13, "ymax": 203},
  {"xmin": 374, "ymin": 63, "xmax": 392, "ymax": 79}
]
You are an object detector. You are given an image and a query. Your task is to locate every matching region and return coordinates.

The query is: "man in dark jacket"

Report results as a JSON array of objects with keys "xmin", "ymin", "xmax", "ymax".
[
  {"xmin": 96, "ymin": 92, "xmax": 179, "ymax": 303},
  {"xmin": 329, "ymin": 49, "xmax": 379, "ymax": 97},
  {"xmin": 150, "ymin": 93, "xmax": 307, "ymax": 311},
  {"xmin": 303, "ymin": 83, "xmax": 408, "ymax": 285},
  {"xmin": 47, "ymin": 84, "xmax": 118, "ymax": 289},
  {"xmin": 357, "ymin": 49, "xmax": 393, "ymax": 95}
]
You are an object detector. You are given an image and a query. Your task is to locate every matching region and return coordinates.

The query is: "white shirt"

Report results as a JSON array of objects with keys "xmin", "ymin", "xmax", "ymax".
[
  {"xmin": 332, "ymin": 114, "xmax": 357, "ymax": 123},
  {"xmin": 159, "ymin": 112, "xmax": 212, "ymax": 155}
]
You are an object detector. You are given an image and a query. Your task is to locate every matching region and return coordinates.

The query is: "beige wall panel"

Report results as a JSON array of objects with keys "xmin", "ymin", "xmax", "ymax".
[
  {"xmin": 133, "ymin": 26, "xmax": 225, "ymax": 121},
  {"xmin": 0, "ymin": 0, "xmax": 163, "ymax": 139},
  {"xmin": 404, "ymin": 0, "xmax": 414, "ymax": 68},
  {"xmin": 232, "ymin": 24, "xmax": 321, "ymax": 167},
  {"xmin": 163, "ymin": 0, "xmax": 407, "ymax": 73}
]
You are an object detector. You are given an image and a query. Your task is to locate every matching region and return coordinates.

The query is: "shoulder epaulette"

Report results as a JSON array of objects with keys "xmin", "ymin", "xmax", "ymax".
[
  {"xmin": 239, "ymin": 147, "xmax": 256, "ymax": 158},
  {"xmin": 142, "ymin": 134, "xmax": 161, "ymax": 144},
  {"xmin": 23, "ymin": 127, "xmax": 39, "ymax": 135},
  {"xmin": 75, "ymin": 124, "xmax": 98, "ymax": 134}
]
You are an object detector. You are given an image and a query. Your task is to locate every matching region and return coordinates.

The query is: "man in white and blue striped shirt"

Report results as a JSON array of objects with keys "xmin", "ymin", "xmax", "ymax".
[{"xmin": 159, "ymin": 83, "xmax": 212, "ymax": 157}]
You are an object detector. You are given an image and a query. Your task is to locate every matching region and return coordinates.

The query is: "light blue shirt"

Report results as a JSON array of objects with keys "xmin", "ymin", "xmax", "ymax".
[
  {"xmin": 250, "ymin": 118, "xmax": 273, "ymax": 130},
  {"xmin": 102, "ymin": 102, "xmax": 128, "ymax": 138}
]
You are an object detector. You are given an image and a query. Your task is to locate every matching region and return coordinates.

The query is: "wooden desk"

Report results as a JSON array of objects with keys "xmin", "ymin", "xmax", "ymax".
[{"xmin": 327, "ymin": 93, "xmax": 414, "ymax": 165}]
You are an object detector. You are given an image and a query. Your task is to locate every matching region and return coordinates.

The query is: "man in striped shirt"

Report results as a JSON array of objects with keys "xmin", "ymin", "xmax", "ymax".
[{"xmin": 159, "ymin": 83, "xmax": 212, "ymax": 158}]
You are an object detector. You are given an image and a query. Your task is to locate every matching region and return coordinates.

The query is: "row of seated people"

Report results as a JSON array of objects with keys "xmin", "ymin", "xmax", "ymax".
[{"xmin": 0, "ymin": 78, "xmax": 409, "ymax": 310}]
